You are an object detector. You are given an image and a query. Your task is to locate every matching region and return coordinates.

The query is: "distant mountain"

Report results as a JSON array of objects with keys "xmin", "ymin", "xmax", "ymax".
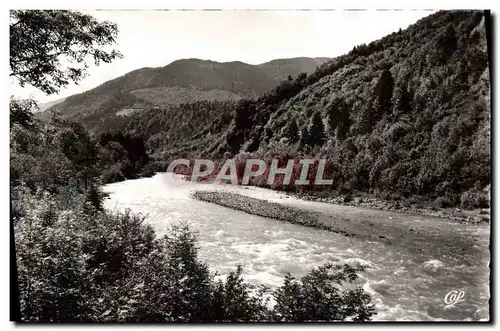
[{"xmin": 45, "ymin": 57, "xmax": 330, "ymax": 127}]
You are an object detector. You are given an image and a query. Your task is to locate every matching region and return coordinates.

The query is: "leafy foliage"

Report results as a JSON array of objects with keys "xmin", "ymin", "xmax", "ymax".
[
  {"xmin": 327, "ymin": 97, "xmax": 351, "ymax": 141},
  {"xmin": 97, "ymin": 131, "xmax": 150, "ymax": 183},
  {"xmin": 10, "ymin": 10, "xmax": 122, "ymax": 94},
  {"xmin": 10, "ymin": 98, "xmax": 37, "ymax": 129},
  {"xmin": 305, "ymin": 111, "xmax": 326, "ymax": 148},
  {"xmin": 273, "ymin": 264, "xmax": 375, "ymax": 322},
  {"xmin": 11, "ymin": 115, "xmax": 99, "ymax": 195}
]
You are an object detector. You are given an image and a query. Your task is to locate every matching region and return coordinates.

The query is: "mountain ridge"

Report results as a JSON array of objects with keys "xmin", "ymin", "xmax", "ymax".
[{"xmin": 45, "ymin": 57, "xmax": 331, "ymax": 126}]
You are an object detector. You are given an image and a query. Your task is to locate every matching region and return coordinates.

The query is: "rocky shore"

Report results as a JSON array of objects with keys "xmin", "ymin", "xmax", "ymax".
[
  {"xmin": 170, "ymin": 174, "xmax": 489, "ymax": 224},
  {"xmin": 191, "ymin": 191, "xmax": 357, "ymax": 237}
]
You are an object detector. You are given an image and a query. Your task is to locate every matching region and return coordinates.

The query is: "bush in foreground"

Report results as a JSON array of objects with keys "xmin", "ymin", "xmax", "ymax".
[{"xmin": 13, "ymin": 190, "xmax": 375, "ymax": 322}]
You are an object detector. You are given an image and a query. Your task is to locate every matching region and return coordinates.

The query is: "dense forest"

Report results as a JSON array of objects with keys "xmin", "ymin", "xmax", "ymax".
[
  {"xmin": 112, "ymin": 10, "xmax": 490, "ymax": 209},
  {"xmin": 10, "ymin": 10, "xmax": 375, "ymax": 322}
]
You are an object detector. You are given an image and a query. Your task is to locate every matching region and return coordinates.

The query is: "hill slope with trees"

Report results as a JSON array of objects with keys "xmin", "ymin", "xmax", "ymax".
[{"xmin": 120, "ymin": 10, "xmax": 490, "ymax": 209}]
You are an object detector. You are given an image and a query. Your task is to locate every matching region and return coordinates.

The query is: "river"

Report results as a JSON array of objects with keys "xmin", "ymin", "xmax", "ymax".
[{"xmin": 102, "ymin": 173, "xmax": 490, "ymax": 321}]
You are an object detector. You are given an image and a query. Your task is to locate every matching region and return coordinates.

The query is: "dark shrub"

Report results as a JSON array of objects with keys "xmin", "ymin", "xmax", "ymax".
[
  {"xmin": 435, "ymin": 196, "xmax": 454, "ymax": 208},
  {"xmin": 460, "ymin": 189, "xmax": 489, "ymax": 209},
  {"xmin": 101, "ymin": 165, "xmax": 125, "ymax": 184}
]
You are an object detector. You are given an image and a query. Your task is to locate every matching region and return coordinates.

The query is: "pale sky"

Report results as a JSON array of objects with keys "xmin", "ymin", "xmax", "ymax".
[{"xmin": 10, "ymin": 9, "xmax": 434, "ymax": 103}]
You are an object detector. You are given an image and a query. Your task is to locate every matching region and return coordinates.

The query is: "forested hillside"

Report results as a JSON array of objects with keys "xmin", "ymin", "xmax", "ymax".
[
  {"xmin": 43, "ymin": 57, "xmax": 329, "ymax": 129},
  {"xmin": 119, "ymin": 10, "xmax": 490, "ymax": 209},
  {"xmin": 11, "ymin": 10, "xmax": 377, "ymax": 322}
]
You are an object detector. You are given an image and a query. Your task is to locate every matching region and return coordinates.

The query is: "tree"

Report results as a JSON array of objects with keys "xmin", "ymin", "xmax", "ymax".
[
  {"xmin": 273, "ymin": 264, "xmax": 375, "ymax": 322},
  {"xmin": 391, "ymin": 83, "xmax": 412, "ymax": 119},
  {"xmin": 354, "ymin": 69, "xmax": 394, "ymax": 135},
  {"xmin": 300, "ymin": 126, "xmax": 310, "ymax": 149},
  {"xmin": 10, "ymin": 98, "xmax": 36, "ymax": 130},
  {"xmin": 233, "ymin": 99, "xmax": 253, "ymax": 130},
  {"xmin": 57, "ymin": 121, "xmax": 100, "ymax": 190},
  {"xmin": 436, "ymin": 23, "xmax": 458, "ymax": 61},
  {"xmin": 10, "ymin": 10, "xmax": 122, "ymax": 95},
  {"xmin": 327, "ymin": 97, "xmax": 351, "ymax": 141},
  {"xmin": 307, "ymin": 111, "xmax": 326, "ymax": 147}
]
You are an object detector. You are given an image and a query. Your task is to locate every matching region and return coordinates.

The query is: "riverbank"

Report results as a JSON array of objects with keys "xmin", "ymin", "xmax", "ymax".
[{"xmin": 286, "ymin": 191, "xmax": 490, "ymax": 224}]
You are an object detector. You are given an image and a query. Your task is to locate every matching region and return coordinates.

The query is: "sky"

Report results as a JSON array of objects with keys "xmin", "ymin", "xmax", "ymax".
[{"xmin": 10, "ymin": 9, "xmax": 434, "ymax": 103}]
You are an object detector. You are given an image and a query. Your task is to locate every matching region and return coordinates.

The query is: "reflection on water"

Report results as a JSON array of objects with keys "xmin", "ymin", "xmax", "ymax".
[{"xmin": 103, "ymin": 173, "xmax": 490, "ymax": 321}]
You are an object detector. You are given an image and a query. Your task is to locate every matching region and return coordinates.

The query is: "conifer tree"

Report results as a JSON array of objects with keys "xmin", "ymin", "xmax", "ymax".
[{"xmin": 284, "ymin": 119, "xmax": 299, "ymax": 143}]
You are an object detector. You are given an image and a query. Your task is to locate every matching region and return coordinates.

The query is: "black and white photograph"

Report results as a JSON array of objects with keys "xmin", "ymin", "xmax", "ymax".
[{"xmin": 8, "ymin": 4, "xmax": 492, "ymax": 324}]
